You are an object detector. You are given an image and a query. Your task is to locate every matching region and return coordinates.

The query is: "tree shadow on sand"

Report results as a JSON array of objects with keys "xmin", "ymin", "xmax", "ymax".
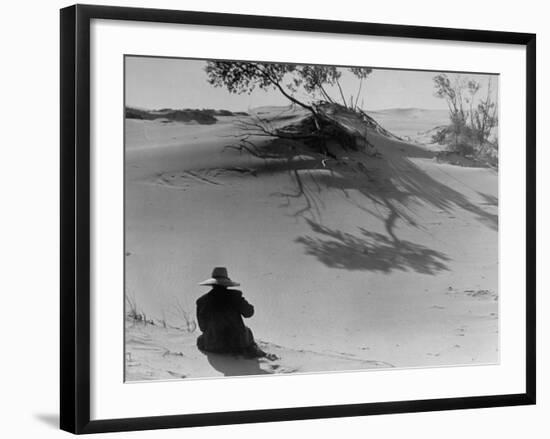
[
  {"xmin": 295, "ymin": 218, "xmax": 450, "ymax": 274},
  {"xmin": 225, "ymin": 124, "xmax": 497, "ymax": 268},
  {"xmin": 477, "ymin": 191, "xmax": 498, "ymax": 207},
  {"xmin": 233, "ymin": 132, "xmax": 498, "ymax": 235},
  {"xmin": 308, "ymin": 139, "xmax": 497, "ymax": 234}
]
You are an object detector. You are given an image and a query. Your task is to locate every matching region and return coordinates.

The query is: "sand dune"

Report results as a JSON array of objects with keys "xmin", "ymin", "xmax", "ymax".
[
  {"xmin": 124, "ymin": 106, "xmax": 498, "ymax": 380},
  {"xmin": 366, "ymin": 108, "xmax": 449, "ymax": 142}
]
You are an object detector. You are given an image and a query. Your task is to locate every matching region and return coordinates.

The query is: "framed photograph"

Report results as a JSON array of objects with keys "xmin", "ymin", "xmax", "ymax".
[{"xmin": 60, "ymin": 4, "xmax": 536, "ymax": 434}]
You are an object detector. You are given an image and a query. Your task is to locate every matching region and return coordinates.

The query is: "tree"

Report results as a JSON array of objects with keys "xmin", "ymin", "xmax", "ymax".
[
  {"xmin": 205, "ymin": 61, "xmax": 313, "ymax": 111},
  {"xmin": 205, "ymin": 61, "xmax": 372, "ymax": 120},
  {"xmin": 204, "ymin": 61, "xmax": 377, "ymax": 160},
  {"xmin": 298, "ymin": 65, "xmax": 341, "ymax": 104},
  {"xmin": 349, "ymin": 67, "xmax": 373, "ymax": 110},
  {"xmin": 433, "ymin": 74, "xmax": 468, "ymax": 150},
  {"xmin": 466, "ymin": 79, "xmax": 481, "ymax": 129},
  {"xmin": 471, "ymin": 77, "xmax": 498, "ymax": 148},
  {"xmin": 433, "ymin": 73, "xmax": 498, "ymax": 159}
]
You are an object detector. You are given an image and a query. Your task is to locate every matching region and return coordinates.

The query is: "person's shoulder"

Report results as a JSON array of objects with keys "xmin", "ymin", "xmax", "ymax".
[
  {"xmin": 227, "ymin": 289, "xmax": 243, "ymax": 297},
  {"xmin": 196, "ymin": 291, "xmax": 211, "ymax": 304}
]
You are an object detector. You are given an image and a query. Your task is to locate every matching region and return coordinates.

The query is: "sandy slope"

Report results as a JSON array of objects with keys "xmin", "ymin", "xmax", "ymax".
[
  {"xmin": 124, "ymin": 108, "xmax": 498, "ymax": 380},
  {"xmin": 125, "ymin": 317, "xmax": 392, "ymax": 381}
]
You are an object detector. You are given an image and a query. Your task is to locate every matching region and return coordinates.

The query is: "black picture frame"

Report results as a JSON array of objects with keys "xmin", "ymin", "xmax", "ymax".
[{"xmin": 60, "ymin": 4, "xmax": 536, "ymax": 434}]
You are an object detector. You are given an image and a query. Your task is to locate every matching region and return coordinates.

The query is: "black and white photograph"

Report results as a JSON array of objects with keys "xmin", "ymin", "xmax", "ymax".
[
  {"xmin": 124, "ymin": 57, "xmax": 500, "ymax": 381},
  {"xmin": 0, "ymin": 0, "xmax": 545, "ymax": 435}
]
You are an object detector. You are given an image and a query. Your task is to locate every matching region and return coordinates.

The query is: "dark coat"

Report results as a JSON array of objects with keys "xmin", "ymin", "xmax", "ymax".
[{"xmin": 196, "ymin": 286, "xmax": 256, "ymax": 353}]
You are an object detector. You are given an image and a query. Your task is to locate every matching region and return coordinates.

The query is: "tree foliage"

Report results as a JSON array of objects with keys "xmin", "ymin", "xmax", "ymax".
[
  {"xmin": 204, "ymin": 61, "xmax": 372, "ymax": 114},
  {"xmin": 205, "ymin": 62, "xmax": 294, "ymax": 95}
]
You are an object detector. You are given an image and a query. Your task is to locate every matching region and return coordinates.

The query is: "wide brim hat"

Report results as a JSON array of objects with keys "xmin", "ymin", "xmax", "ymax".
[{"xmin": 199, "ymin": 266, "xmax": 240, "ymax": 287}]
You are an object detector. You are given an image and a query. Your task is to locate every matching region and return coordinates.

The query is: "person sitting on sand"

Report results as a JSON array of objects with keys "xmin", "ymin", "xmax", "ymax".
[{"xmin": 196, "ymin": 267, "xmax": 265, "ymax": 358}]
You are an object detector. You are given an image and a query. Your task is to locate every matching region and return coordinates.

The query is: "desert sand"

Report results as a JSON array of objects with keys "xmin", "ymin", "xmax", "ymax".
[{"xmin": 124, "ymin": 106, "xmax": 498, "ymax": 381}]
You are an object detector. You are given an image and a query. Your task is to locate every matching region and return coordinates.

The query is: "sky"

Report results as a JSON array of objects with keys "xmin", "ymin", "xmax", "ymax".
[{"xmin": 125, "ymin": 56, "xmax": 498, "ymax": 112}]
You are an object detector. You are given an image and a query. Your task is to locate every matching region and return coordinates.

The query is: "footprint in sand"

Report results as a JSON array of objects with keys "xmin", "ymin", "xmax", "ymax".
[
  {"xmin": 162, "ymin": 350, "xmax": 185, "ymax": 358},
  {"xmin": 464, "ymin": 289, "xmax": 498, "ymax": 301},
  {"xmin": 454, "ymin": 326, "xmax": 466, "ymax": 336},
  {"xmin": 167, "ymin": 371, "xmax": 187, "ymax": 379}
]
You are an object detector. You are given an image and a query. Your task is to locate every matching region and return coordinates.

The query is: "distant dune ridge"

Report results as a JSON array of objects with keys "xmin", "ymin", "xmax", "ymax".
[
  {"xmin": 125, "ymin": 106, "xmax": 249, "ymax": 125},
  {"xmin": 368, "ymin": 107, "xmax": 448, "ymax": 117},
  {"xmin": 366, "ymin": 108, "xmax": 449, "ymax": 141}
]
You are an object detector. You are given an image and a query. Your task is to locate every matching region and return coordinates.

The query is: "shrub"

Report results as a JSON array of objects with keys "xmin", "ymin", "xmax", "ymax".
[{"xmin": 433, "ymin": 74, "xmax": 498, "ymax": 163}]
